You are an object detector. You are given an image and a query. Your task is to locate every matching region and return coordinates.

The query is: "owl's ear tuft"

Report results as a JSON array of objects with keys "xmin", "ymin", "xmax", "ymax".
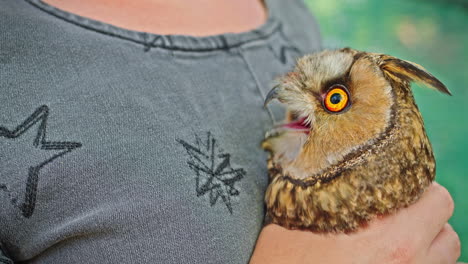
[{"xmin": 380, "ymin": 56, "xmax": 451, "ymax": 95}]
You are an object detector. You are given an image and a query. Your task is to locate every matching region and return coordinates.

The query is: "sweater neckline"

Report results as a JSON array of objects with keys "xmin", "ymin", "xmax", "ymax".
[{"xmin": 25, "ymin": 0, "xmax": 281, "ymax": 52}]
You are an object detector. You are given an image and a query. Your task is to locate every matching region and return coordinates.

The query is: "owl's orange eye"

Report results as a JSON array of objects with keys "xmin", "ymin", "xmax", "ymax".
[{"xmin": 324, "ymin": 85, "xmax": 350, "ymax": 113}]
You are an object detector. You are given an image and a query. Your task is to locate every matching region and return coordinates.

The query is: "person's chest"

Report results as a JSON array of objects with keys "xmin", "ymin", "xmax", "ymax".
[{"xmin": 0, "ymin": 27, "xmax": 299, "ymax": 264}]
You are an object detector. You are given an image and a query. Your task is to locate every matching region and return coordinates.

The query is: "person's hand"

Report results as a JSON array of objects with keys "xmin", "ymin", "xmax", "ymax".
[{"xmin": 250, "ymin": 182, "xmax": 462, "ymax": 264}]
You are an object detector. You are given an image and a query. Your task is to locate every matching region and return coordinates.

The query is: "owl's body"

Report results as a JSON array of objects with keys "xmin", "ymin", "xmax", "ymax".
[{"xmin": 262, "ymin": 48, "xmax": 449, "ymax": 232}]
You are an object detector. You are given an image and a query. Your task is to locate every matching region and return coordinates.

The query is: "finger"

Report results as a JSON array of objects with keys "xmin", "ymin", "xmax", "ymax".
[
  {"xmin": 398, "ymin": 182, "xmax": 454, "ymax": 244},
  {"xmin": 426, "ymin": 223, "xmax": 461, "ymax": 264}
]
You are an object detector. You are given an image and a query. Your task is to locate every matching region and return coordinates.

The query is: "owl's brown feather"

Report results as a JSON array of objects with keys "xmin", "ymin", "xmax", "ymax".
[{"xmin": 262, "ymin": 48, "xmax": 448, "ymax": 232}]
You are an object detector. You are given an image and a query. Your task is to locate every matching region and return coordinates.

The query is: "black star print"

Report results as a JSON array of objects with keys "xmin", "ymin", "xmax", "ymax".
[
  {"xmin": 0, "ymin": 105, "xmax": 82, "ymax": 218},
  {"xmin": 177, "ymin": 132, "xmax": 245, "ymax": 214}
]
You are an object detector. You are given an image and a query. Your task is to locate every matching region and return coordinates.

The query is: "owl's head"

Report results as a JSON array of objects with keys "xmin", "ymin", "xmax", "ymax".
[{"xmin": 262, "ymin": 48, "xmax": 450, "ymax": 179}]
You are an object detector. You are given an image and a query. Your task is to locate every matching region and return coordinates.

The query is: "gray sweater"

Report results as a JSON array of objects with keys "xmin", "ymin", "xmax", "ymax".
[{"xmin": 0, "ymin": 0, "xmax": 321, "ymax": 262}]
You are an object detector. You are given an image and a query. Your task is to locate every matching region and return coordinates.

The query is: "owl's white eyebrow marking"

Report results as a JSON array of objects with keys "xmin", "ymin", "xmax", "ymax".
[{"xmin": 299, "ymin": 51, "xmax": 355, "ymax": 92}]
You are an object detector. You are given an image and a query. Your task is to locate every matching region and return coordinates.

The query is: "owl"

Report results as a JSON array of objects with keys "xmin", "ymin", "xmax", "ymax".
[{"xmin": 262, "ymin": 48, "xmax": 450, "ymax": 232}]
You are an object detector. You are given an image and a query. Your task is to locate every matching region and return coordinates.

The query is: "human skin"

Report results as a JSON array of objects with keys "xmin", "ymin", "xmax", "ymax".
[
  {"xmin": 42, "ymin": 0, "xmax": 462, "ymax": 263},
  {"xmin": 43, "ymin": 0, "xmax": 267, "ymax": 36}
]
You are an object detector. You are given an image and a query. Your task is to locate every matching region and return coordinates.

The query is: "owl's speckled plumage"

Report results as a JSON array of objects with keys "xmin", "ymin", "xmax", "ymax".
[{"xmin": 262, "ymin": 48, "xmax": 450, "ymax": 232}]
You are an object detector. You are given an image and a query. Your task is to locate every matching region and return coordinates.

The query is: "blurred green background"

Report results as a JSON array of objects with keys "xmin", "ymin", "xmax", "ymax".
[{"xmin": 304, "ymin": 0, "xmax": 468, "ymax": 260}]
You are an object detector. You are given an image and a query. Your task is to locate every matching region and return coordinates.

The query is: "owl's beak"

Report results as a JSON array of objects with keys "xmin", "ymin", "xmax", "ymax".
[
  {"xmin": 263, "ymin": 84, "xmax": 311, "ymax": 138},
  {"xmin": 264, "ymin": 85, "xmax": 281, "ymax": 108}
]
